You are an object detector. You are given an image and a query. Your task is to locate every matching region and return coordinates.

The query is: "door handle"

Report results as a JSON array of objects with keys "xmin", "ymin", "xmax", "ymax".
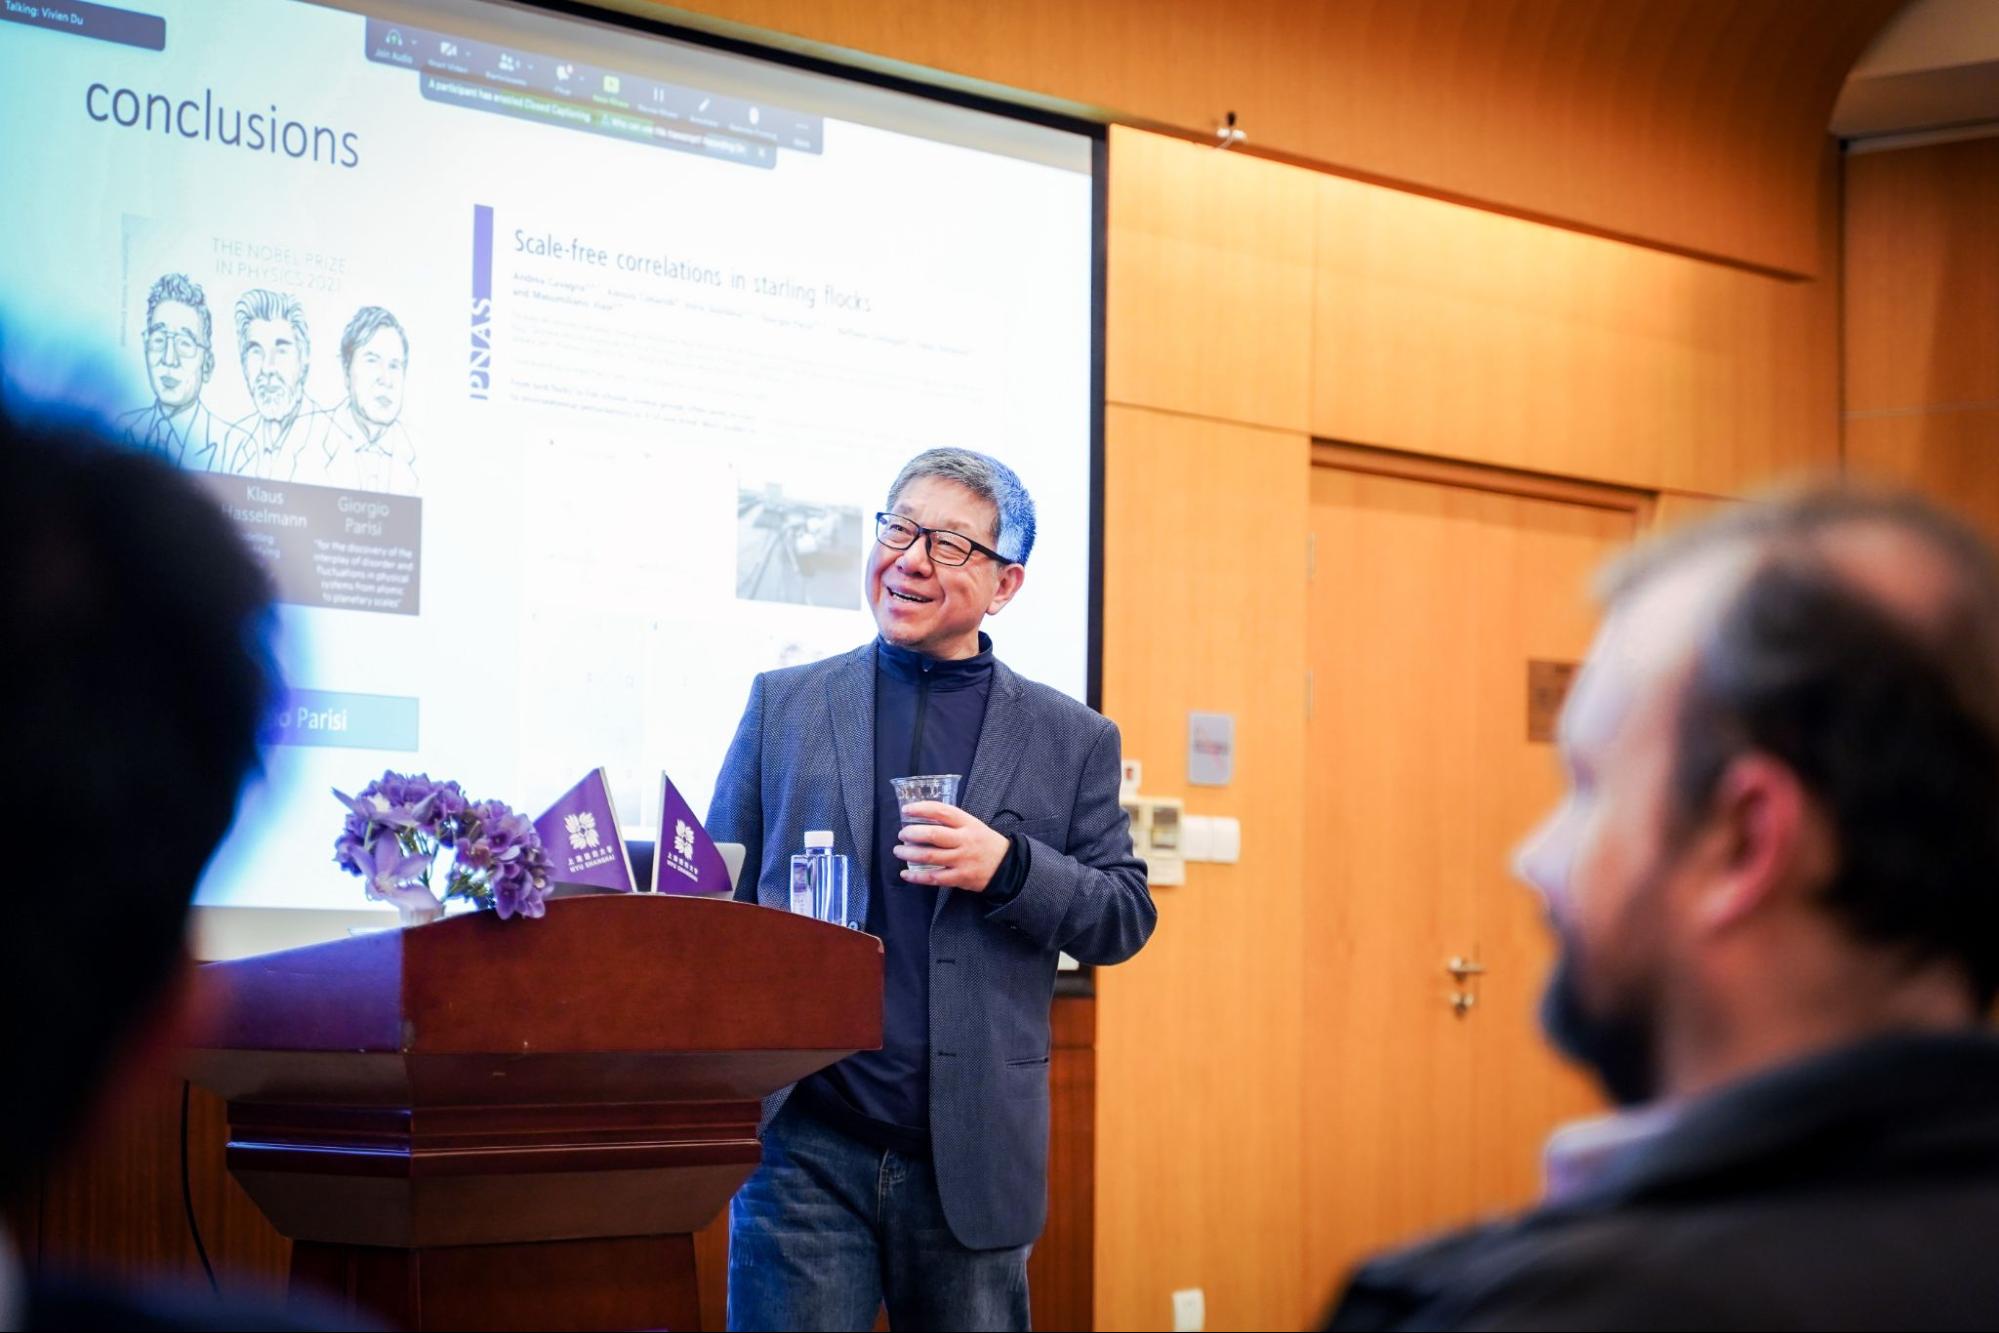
[{"xmin": 1445, "ymin": 955, "xmax": 1486, "ymax": 981}]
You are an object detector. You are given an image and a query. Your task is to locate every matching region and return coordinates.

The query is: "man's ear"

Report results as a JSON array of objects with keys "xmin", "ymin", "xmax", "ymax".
[
  {"xmin": 1692, "ymin": 752, "xmax": 1814, "ymax": 933},
  {"xmin": 986, "ymin": 562, "xmax": 1027, "ymax": 616}
]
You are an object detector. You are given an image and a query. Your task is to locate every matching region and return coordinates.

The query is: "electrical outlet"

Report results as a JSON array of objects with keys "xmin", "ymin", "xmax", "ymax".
[
  {"xmin": 1211, "ymin": 816, "xmax": 1241, "ymax": 864},
  {"xmin": 1171, "ymin": 1287, "xmax": 1205, "ymax": 1332},
  {"xmin": 1181, "ymin": 814, "xmax": 1216, "ymax": 862}
]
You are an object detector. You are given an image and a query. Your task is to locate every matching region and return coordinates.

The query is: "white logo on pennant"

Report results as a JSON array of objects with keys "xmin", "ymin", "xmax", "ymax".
[
  {"xmin": 674, "ymin": 819, "xmax": 695, "ymax": 859},
  {"xmin": 564, "ymin": 811, "xmax": 601, "ymax": 850}
]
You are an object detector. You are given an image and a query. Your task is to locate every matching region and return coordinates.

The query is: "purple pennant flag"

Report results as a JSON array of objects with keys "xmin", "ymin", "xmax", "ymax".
[
  {"xmin": 652, "ymin": 770, "xmax": 732, "ymax": 895},
  {"xmin": 534, "ymin": 767, "xmax": 636, "ymax": 892}
]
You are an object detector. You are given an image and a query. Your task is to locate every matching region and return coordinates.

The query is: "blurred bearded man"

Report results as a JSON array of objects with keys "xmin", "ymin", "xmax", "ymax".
[{"xmin": 1324, "ymin": 490, "xmax": 1999, "ymax": 1331}]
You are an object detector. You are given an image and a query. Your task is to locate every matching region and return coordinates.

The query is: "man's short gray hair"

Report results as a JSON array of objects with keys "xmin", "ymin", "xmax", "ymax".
[{"xmin": 886, "ymin": 447, "xmax": 1037, "ymax": 564}]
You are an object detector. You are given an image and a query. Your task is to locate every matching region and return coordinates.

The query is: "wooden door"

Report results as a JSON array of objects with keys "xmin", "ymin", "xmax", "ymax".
[{"xmin": 1302, "ymin": 458, "xmax": 1638, "ymax": 1314}]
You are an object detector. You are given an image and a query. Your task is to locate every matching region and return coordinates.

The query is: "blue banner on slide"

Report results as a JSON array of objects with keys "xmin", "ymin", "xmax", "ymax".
[{"xmin": 265, "ymin": 689, "xmax": 420, "ymax": 752}]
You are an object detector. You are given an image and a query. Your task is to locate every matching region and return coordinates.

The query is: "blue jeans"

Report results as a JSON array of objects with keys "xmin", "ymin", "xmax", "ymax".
[{"xmin": 727, "ymin": 1099, "xmax": 1032, "ymax": 1331}]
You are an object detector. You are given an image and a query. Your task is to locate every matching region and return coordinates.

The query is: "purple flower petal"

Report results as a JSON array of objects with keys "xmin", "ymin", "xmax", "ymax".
[
  {"xmin": 333, "ymin": 788, "xmax": 379, "ymax": 821},
  {"xmin": 389, "ymin": 849, "xmax": 431, "ymax": 881}
]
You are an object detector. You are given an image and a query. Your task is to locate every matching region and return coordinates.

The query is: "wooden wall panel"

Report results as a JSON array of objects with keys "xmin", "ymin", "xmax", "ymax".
[
  {"xmin": 1033, "ymin": 997, "xmax": 1099, "ymax": 1333},
  {"xmin": 1308, "ymin": 150, "xmax": 1842, "ymax": 496},
  {"xmin": 694, "ymin": 1210, "xmax": 729, "ymax": 1331},
  {"xmin": 1652, "ymin": 491, "xmax": 1736, "ymax": 533},
  {"xmin": 1845, "ymin": 137, "xmax": 1999, "ymax": 540},
  {"xmin": 632, "ymin": 0, "xmax": 1898, "ymax": 275},
  {"xmin": 1847, "ymin": 414, "xmax": 1999, "ymax": 547},
  {"xmin": 32, "ymin": 1079, "xmax": 288, "ymax": 1298},
  {"xmin": 1097, "ymin": 405, "xmax": 1309, "ymax": 1332},
  {"xmin": 1103, "ymin": 128, "xmax": 1319, "ymax": 429},
  {"xmin": 1107, "ymin": 128, "xmax": 1317, "ymax": 431},
  {"xmin": 1846, "ymin": 137, "xmax": 1999, "ymax": 415}
]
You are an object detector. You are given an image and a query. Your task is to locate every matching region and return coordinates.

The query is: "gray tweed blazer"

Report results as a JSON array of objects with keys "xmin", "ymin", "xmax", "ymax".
[{"xmin": 708, "ymin": 640, "xmax": 1156, "ymax": 1249}]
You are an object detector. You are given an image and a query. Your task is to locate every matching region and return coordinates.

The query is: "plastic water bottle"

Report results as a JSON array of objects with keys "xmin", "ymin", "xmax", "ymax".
[
  {"xmin": 790, "ymin": 830, "xmax": 851, "ymax": 926},
  {"xmin": 788, "ymin": 856, "xmax": 811, "ymax": 916},
  {"xmin": 814, "ymin": 837, "xmax": 851, "ymax": 927}
]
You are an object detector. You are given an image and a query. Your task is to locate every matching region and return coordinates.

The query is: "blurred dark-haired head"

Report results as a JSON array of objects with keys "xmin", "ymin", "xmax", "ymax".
[
  {"xmin": 2, "ymin": 405, "xmax": 276, "ymax": 1199},
  {"xmin": 1514, "ymin": 489, "xmax": 1999, "ymax": 1107}
]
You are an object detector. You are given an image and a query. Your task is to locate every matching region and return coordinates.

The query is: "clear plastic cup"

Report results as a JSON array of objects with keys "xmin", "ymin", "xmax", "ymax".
[
  {"xmin": 891, "ymin": 773, "xmax": 962, "ymax": 823},
  {"xmin": 893, "ymin": 774, "xmax": 962, "ymax": 881}
]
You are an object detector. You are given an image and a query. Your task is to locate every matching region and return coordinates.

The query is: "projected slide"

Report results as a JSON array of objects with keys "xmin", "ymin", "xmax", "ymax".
[{"xmin": 0, "ymin": 0, "xmax": 1095, "ymax": 912}]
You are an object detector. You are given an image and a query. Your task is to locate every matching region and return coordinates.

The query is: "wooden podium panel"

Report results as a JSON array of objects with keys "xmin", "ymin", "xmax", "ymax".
[{"xmin": 184, "ymin": 895, "xmax": 882, "ymax": 1331}]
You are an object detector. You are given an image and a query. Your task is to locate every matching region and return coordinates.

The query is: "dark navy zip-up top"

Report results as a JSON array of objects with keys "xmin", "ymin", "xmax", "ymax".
[{"xmin": 795, "ymin": 632, "xmax": 1026, "ymax": 1156}]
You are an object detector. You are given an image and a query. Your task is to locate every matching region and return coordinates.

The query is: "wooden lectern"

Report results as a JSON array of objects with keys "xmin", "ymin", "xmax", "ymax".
[{"xmin": 184, "ymin": 894, "xmax": 882, "ymax": 1331}]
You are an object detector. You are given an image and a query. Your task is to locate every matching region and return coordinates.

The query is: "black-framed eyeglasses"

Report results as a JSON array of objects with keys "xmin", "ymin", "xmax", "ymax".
[
  {"xmin": 875, "ymin": 512, "xmax": 1012, "ymax": 568},
  {"xmin": 144, "ymin": 329, "xmax": 207, "ymax": 361}
]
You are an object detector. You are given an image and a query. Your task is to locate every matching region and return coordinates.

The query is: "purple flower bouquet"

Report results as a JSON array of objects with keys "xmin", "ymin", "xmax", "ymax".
[{"xmin": 334, "ymin": 771, "xmax": 554, "ymax": 924}]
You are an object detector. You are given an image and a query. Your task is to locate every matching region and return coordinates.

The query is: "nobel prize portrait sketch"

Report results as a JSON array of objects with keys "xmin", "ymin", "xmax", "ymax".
[{"xmin": 0, "ymin": 0, "xmax": 1096, "ymax": 933}]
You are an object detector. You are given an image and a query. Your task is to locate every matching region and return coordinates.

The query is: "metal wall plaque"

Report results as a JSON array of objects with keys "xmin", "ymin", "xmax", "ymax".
[
  {"xmin": 1188, "ymin": 711, "xmax": 1235, "ymax": 786},
  {"xmin": 1528, "ymin": 660, "xmax": 1578, "ymax": 743}
]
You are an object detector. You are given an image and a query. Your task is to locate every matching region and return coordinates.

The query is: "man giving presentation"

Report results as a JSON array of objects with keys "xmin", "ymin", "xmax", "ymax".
[{"xmin": 710, "ymin": 447, "xmax": 1156, "ymax": 1332}]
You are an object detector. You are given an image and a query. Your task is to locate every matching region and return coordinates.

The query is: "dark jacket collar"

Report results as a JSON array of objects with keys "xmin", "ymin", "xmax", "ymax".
[
  {"xmin": 875, "ymin": 632, "xmax": 995, "ymax": 688},
  {"xmin": 1569, "ymin": 1031, "xmax": 1999, "ymax": 1212}
]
